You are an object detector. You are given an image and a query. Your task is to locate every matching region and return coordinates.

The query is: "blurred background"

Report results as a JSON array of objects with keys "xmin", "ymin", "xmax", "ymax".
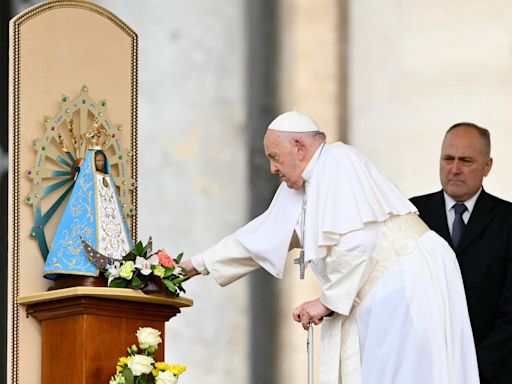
[{"xmin": 2, "ymin": 1, "xmax": 512, "ymax": 383}]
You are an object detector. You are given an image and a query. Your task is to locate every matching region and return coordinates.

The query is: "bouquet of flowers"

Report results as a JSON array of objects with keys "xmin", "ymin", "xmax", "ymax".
[
  {"xmin": 81, "ymin": 237, "xmax": 187, "ymax": 296},
  {"xmin": 109, "ymin": 327, "xmax": 186, "ymax": 384}
]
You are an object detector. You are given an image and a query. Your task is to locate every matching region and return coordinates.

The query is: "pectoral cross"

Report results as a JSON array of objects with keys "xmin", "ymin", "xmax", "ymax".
[
  {"xmin": 295, "ymin": 182, "xmax": 308, "ymax": 280},
  {"xmin": 294, "ymin": 249, "xmax": 305, "ymax": 279}
]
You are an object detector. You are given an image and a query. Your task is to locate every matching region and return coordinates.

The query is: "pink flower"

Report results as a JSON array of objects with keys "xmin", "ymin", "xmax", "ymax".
[{"xmin": 157, "ymin": 250, "xmax": 176, "ymax": 268}]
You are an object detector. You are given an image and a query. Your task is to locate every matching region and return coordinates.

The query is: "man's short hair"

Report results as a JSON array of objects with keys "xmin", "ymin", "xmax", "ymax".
[
  {"xmin": 311, "ymin": 131, "xmax": 327, "ymax": 141},
  {"xmin": 446, "ymin": 122, "xmax": 491, "ymax": 157}
]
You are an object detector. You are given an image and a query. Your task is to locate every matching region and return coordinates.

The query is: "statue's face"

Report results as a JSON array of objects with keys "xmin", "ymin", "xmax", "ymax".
[{"xmin": 95, "ymin": 153, "xmax": 106, "ymax": 172}]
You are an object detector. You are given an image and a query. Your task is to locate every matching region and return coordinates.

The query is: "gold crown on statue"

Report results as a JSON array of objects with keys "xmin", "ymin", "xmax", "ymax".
[{"xmin": 82, "ymin": 118, "xmax": 110, "ymax": 150}]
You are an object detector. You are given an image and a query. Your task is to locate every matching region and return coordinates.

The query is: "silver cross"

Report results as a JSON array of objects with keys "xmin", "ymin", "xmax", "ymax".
[{"xmin": 294, "ymin": 249, "xmax": 305, "ymax": 279}]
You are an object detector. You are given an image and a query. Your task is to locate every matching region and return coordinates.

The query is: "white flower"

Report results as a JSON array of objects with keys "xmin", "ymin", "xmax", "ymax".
[
  {"xmin": 107, "ymin": 261, "xmax": 123, "ymax": 285},
  {"xmin": 109, "ymin": 373, "xmax": 126, "ymax": 384},
  {"xmin": 136, "ymin": 327, "xmax": 162, "ymax": 350},
  {"xmin": 127, "ymin": 354, "xmax": 154, "ymax": 376},
  {"xmin": 156, "ymin": 370, "xmax": 178, "ymax": 384},
  {"xmin": 135, "ymin": 254, "xmax": 160, "ymax": 275}
]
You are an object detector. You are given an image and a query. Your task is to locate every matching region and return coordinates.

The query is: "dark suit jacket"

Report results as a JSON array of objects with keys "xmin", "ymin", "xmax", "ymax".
[{"xmin": 411, "ymin": 189, "xmax": 512, "ymax": 383}]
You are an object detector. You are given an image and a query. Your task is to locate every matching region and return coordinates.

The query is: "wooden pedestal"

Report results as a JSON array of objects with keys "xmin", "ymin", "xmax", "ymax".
[{"xmin": 18, "ymin": 287, "xmax": 193, "ymax": 384}]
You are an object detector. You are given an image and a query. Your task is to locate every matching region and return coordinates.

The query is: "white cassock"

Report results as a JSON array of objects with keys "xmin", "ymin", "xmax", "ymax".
[{"xmin": 192, "ymin": 142, "xmax": 479, "ymax": 384}]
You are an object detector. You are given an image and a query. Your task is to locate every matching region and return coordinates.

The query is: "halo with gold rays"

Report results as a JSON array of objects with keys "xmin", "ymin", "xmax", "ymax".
[{"xmin": 25, "ymin": 85, "xmax": 135, "ymax": 261}]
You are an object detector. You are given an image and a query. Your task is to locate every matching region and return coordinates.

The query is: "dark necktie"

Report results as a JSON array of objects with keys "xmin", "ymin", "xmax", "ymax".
[{"xmin": 452, "ymin": 203, "xmax": 467, "ymax": 248}]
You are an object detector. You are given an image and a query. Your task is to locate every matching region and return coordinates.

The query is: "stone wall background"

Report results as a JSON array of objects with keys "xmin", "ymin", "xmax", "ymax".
[{"xmin": 349, "ymin": 1, "xmax": 512, "ymax": 202}]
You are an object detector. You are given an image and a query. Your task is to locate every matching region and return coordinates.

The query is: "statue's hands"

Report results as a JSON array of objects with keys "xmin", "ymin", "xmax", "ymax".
[
  {"xmin": 179, "ymin": 260, "xmax": 200, "ymax": 279},
  {"xmin": 292, "ymin": 298, "xmax": 332, "ymax": 330}
]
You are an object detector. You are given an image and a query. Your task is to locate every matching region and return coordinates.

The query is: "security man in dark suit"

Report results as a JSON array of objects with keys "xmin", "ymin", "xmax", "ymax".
[{"xmin": 411, "ymin": 123, "xmax": 512, "ymax": 384}]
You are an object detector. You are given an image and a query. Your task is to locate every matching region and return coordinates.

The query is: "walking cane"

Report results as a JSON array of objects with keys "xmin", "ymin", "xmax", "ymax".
[{"xmin": 307, "ymin": 322, "xmax": 314, "ymax": 384}]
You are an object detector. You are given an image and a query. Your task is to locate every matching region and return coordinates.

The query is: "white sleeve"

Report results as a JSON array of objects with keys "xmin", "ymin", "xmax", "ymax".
[
  {"xmin": 318, "ymin": 223, "xmax": 382, "ymax": 316},
  {"xmin": 192, "ymin": 233, "xmax": 261, "ymax": 287},
  {"xmin": 190, "ymin": 254, "xmax": 209, "ymax": 275},
  {"xmin": 319, "ymin": 246, "xmax": 373, "ymax": 316}
]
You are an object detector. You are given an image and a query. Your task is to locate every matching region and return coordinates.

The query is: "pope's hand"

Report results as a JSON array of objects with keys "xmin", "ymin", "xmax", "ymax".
[
  {"xmin": 292, "ymin": 298, "xmax": 332, "ymax": 330},
  {"xmin": 178, "ymin": 260, "xmax": 200, "ymax": 279}
]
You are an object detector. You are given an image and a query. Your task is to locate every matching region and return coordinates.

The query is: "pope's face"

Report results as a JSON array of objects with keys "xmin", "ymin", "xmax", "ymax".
[
  {"xmin": 95, "ymin": 153, "xmax": 106, "ymax": 172},
  {"xmin": 263, "ymin": 130, "xmax": 305, "ymax": 190},
  {"xmin": 440, "ymin": 127, "xmax": 492, "ymax": 202}
]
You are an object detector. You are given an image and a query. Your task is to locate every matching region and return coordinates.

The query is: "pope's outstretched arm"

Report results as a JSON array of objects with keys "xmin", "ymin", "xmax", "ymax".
[
  {"xmin": 179, "ymin": 233, "xmax": 261, "ymax": 286},
  {"xmin": 179, "ymin": 260, "xmax": 199, "ymax": 279}
]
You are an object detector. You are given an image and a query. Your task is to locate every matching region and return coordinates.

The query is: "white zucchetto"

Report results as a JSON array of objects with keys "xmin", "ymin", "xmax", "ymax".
[{"xmin": 268, "ymin": 111, "xmax": 320, "ymax": 133}]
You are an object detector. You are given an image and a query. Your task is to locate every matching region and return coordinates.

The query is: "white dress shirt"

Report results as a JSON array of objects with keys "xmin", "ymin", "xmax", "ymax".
[{"xmin": 443, "ymin": 188, "xmax": 482, "ymax": 236}]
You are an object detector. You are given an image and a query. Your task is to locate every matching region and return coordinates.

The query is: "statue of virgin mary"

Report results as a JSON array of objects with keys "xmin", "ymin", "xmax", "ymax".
[{"xmin": 43, "ymin": 124, "xmax": 134, "ymax": 280}]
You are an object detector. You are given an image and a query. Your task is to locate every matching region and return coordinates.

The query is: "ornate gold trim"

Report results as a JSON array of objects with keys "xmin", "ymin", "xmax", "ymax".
[{"xmin": 9, "ymin": 1, "xmax": 138, "ymax": 382}]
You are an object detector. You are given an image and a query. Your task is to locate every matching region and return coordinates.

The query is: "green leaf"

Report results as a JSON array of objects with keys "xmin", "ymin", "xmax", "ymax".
[
  {"xmin": 175, "ymin": 252, "xmax": 184, "ymax": 263},
  {"xmin": 135, "ymin": 241, "xmax": 145, "ymax": 255},
  {"xmin": 122, "ymin": 367, "xmax": 134, "ymax": 384},
  {"xmin": 171, "ymin": 276, "xmax": 187, "ymax": 285},
  {"xmin": 163, "ymin": 279, "xmax": 177, "ymax": 293},
  {"xmin": 163, "ymin": 267, "xmax": 175, "ymax": 277},
  {"xmin": 124, "ymin": 251, "xmax": 137, "ymax": 261},
  {"xmin": 109, "ymin": 278, "xmax": 128, "ymax": 288},
  {"xmin": 131, "ymin": 275, "xmax": 142, "ymax": 288}
]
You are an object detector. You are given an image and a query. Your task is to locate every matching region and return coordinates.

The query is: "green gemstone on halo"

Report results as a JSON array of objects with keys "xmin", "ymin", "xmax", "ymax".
[
  {"xmin": 41, "ymin": 146, "xmax": 46, "ymax": 151},
  {"xmin": 30, "ymin": 232, "xmax": 36, "ymax": 238},
  {"xmin": 119, "ymin": 155, "xmax": 123, "ymax": 160},
  {"xmin": 130, "ymin": 208, "xmax": 135, "ymax": 213}
]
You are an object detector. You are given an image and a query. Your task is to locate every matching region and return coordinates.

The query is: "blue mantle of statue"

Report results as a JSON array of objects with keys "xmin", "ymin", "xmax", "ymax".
[{"xmin": 43, "ymin": 149, "xmax": 134, "ymax": 279}]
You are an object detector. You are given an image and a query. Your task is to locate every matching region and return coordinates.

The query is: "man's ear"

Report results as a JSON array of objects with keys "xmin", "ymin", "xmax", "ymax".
[
  {"xmin": 483, "ymin": 157, "xmax": 493, "ymax": 177},
  {"xmin": 294, "ymin": 138, "xmax": 307, "ymax": 161}
]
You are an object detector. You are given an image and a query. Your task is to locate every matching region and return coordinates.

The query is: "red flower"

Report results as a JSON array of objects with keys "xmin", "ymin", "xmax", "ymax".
[{"xmin": 157, "ymin": 250, "xmax": 176, "ymax": 268}]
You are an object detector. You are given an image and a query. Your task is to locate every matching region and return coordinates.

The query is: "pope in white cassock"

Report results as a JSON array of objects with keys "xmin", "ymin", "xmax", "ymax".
[{"xmin": 180, "ymin": 111, "xmax": 479, "ymax": 384}]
